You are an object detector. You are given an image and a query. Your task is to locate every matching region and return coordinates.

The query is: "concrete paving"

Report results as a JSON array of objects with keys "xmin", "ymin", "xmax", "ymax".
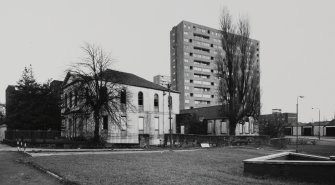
[{"xmin": 27, "ymin": 148, "xmax": 203, "ymax": 157}]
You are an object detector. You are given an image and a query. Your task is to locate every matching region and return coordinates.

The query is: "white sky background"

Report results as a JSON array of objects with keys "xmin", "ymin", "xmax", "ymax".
[{"xmin": 0, "ymin": 0, "xmax": 335, "ymax": 123}]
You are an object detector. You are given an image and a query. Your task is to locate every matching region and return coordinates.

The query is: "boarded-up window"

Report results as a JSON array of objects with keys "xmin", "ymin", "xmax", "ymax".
[
  {"xmin": 215, "ymin": 120, "xmax": 221, "ymax": 135},
  {"xmin": 154, "ymin": 117, "xmax": 159, "ymax": 130},
  {"xmin": 221, "ymin": 121, "xmax": 227, "ymax": 134},
  {"xmin": 239, "ymin": 124, "xmax": 243, "ymax": 134},
  {"xmin": 121, "ymin": 116, "xmax": 127, "ymax": 130},
  {"xmin": 245, "ymin": 122, "xmax": 249, "ymax": 134},
  {"xmin": 138, "ymin": 117, "xmax": 144, "ymax": 130},
  {"xmin": 207, "ymin": 120, "xmax": 214, "ymax": 134}
]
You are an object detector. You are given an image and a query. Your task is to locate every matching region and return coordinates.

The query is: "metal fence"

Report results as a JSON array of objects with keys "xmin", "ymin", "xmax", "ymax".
[{"xmin": 164, "ymin": 134, "xmax": 270, "ymax": 147}]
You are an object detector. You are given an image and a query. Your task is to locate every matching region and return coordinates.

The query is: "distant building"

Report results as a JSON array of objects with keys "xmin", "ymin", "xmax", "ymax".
[
  {"xmin": 0, "ymin": 103, "xmax": 5, "ymax": 117},
  {"xmin": 0, "ymin": 103, "xmax": 5, "ymax": 124},
  {"xmin": 170, "ymin": 20, "xmax": 260, "ymax": 110},
  {"xmin": 62, "ymin": 69, "xmax": 180, "ymax": 145},
  {"xmin": 153, "ymin": 75, "xmax": 170, "ymax": 88},
  {"xmin": 177, "ymin": 105, "xmax": 258, "ymax": 136},
  {"xmin": 259, "ymin": 109, "xmax": 297, "ymax": 136}
]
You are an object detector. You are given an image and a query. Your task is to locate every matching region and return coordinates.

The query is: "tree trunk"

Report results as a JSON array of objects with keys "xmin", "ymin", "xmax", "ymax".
[{"xmin": 93, "ymin": 110, "xmax": 100, "ymax": 143}]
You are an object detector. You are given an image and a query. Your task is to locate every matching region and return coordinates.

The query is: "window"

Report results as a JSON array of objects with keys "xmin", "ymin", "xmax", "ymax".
[
  {"xmin": 194, "ymin": 80, "xmax": 202, "ymax": 84},
  {"xmin": 184, "ymin": 59, "xmax": 189, "ymax": 63},
  {"xmin": 64, "ymin": 94, "xmax": 68, "ymax": 108},
  {"xmin": 185, "ymin": 86, "xmax": 189, "ymax": 90},
  {"xmin": 138, "ymin": 117, "xmax": 144, "ymax": 130},
  {"xmin": 154, "ymin": 94, "xmax": 159, "ymax": 107},
  {"xmin": 154, "ymin": 117, "xmax": 159, "ymax": 130},
  {"xmin": 203, "ymin": 94, "xmax": 211, "ymax": 98},
  {"xmin": 69, "ymin": 92, "xmax": 73, "ymax": 107},
  {"xmin": 221, "ymin": 121, "xmax": 227, "ymax": 134},
  {"xmin": 203, "ymin": 81, "xmax": 211, "ymax": 85},
  {"xmin": 194, "ymin": 94, "xmax": 202, "ymax": 97},
  {"xmin": 138, "ymin": 91, "xmax": 143, "ymax": 106},
  {"xmin": 103, "ymin": 116, "xmax": 108, "ymax": 130},
  {"xmin": 202, "ymin": 68, "xmax": 211, "ymax": 73},
  {"xmin": 74, "ymin": 90, "xmax": 78, "ymax": 106},
  {"xmin": 185, "ymin": 99, "xmax": 190, "ymax": 103},
  {"xmin": 121, "ymin": 116, "xmax": 127, "ymax": 130},
  {"xmin": 121, "ymin": 89, "xmax": 126, "ymax": 104},
  {"xmin": 207, "ymin": 120, "xmax": 214, "ymax": 134}
]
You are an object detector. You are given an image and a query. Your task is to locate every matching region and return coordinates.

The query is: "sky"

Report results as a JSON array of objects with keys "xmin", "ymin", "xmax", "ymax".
[{"xmin": 1, "ymin": 0, "xmax": 335, "ymax": 123}]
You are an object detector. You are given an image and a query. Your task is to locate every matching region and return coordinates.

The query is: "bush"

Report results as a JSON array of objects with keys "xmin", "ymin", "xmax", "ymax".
[{"xmin": 270, "ymin": 138, "xmax": 290, "ymax": 149}]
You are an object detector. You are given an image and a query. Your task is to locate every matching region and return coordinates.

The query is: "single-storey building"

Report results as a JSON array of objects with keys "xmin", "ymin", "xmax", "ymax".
[{"xmin": 176, "ymin": 105, "xmax": 258, "ymax": 136}]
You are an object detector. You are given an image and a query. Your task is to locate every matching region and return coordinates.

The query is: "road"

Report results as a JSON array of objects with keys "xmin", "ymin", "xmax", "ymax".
[{"xmin": 0, "ymin": 144, "xmax": 61, "ymax": 185}]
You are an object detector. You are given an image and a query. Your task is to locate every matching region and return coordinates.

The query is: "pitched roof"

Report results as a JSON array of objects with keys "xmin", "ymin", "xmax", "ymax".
[
  {"xmin": 64, "ymin": 69, "xmax": 178, "ymax": 93},
  {"xmin": 103, "ymin": 69, "xmax": 178, "ymax": 92}
]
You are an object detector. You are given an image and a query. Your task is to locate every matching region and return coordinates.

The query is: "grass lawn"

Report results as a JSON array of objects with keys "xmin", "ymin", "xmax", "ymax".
[{"xmin": 26, "ymin": 147, "xmax": 319, "ymax": 185}]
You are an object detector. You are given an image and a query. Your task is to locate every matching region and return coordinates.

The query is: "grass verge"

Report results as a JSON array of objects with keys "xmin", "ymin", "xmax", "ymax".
[{"xmin": 25, "ymin": 147, "xmax": 320, "ymax": 185}]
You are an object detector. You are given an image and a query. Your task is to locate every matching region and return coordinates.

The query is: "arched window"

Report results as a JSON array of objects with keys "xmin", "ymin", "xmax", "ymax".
[
  {"xmin": 154, "ymin": 94, "xmax": 159, "ymax": 107},
  {"xmin": 64, "ymin": 94, "xmax": 68, "ymax": 108},
  {"xmin": 74, "ymin": 90, "xmax": 78, "ymax": 106},
  {"xmin": 69, "ymin": 92, "xmax": 73, "ymax": 107},
  {"xmin": 138, "ymin": 91, "xmax": 143, "ymax": 106},
  {"xmin": 120, "ymin": 89, "xmax": 126, "ymax": 104}
]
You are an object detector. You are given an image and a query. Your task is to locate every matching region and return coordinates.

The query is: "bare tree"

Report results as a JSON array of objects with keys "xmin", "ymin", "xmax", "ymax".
[
  {"xmin": 67, "ymin": 43, "xmax": 133, "ymax": 143},
  {"xmin": 216, "ymin": 9, "xmax": 261, "ymax": 135}
]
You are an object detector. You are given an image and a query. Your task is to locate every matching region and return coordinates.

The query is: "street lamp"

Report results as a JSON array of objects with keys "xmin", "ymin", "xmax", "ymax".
[
  {"xmin": 167, "ymin": 84, "xmax": 172, "ymax": 150},
  {"xmin": 163, "ymin": 91, "xmax": 166, "ymax": 135},
  {"xmin": 312, "ymin": 107, "xmax": 321, "ymax": 140},
  {"xmin": 296, "ymin": 96, "xmax": 304, "ymax": 153}
]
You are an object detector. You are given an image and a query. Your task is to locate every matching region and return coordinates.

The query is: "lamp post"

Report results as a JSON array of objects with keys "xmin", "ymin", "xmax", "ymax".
[
  {"xmin": 163, "ymin": 91, "xmax": 166, "ymax": 135},
  {"xmin": 296, "ymin": 96, "xmax": 304, "ymax": 153},
  {"xmin": 167, "ymin": 84, "xmax": 172, "ymax": 150},
  {"xmin": 312, "ymin": 107, "xmax": 321, "ymax": 140}
]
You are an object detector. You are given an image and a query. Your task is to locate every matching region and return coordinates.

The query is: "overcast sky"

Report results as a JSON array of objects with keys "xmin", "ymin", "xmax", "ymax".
[{"xmin": 1, "ymin": 0, "xmax": 335, "ymax": 122}]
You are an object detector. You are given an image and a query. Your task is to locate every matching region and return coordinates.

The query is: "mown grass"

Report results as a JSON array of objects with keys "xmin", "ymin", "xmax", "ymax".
[{"xmin": 26, "ymin": 147, "xmax": 321, "ymax": 185}]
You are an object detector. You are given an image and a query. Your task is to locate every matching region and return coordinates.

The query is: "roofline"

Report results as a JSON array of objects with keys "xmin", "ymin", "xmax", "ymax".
[
  {"xmin": 177, "ymin": 20, "xmax": 259, "ymax": 42},
  {"xmin": 63, "ymin": 70, "xmax": 180, "ymax": 94}
]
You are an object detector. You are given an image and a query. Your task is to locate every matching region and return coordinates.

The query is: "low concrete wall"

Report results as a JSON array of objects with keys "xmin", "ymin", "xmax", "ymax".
[{"xmin": 244, "ymin": 152, "xmax": 335, "ymax": 184}]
